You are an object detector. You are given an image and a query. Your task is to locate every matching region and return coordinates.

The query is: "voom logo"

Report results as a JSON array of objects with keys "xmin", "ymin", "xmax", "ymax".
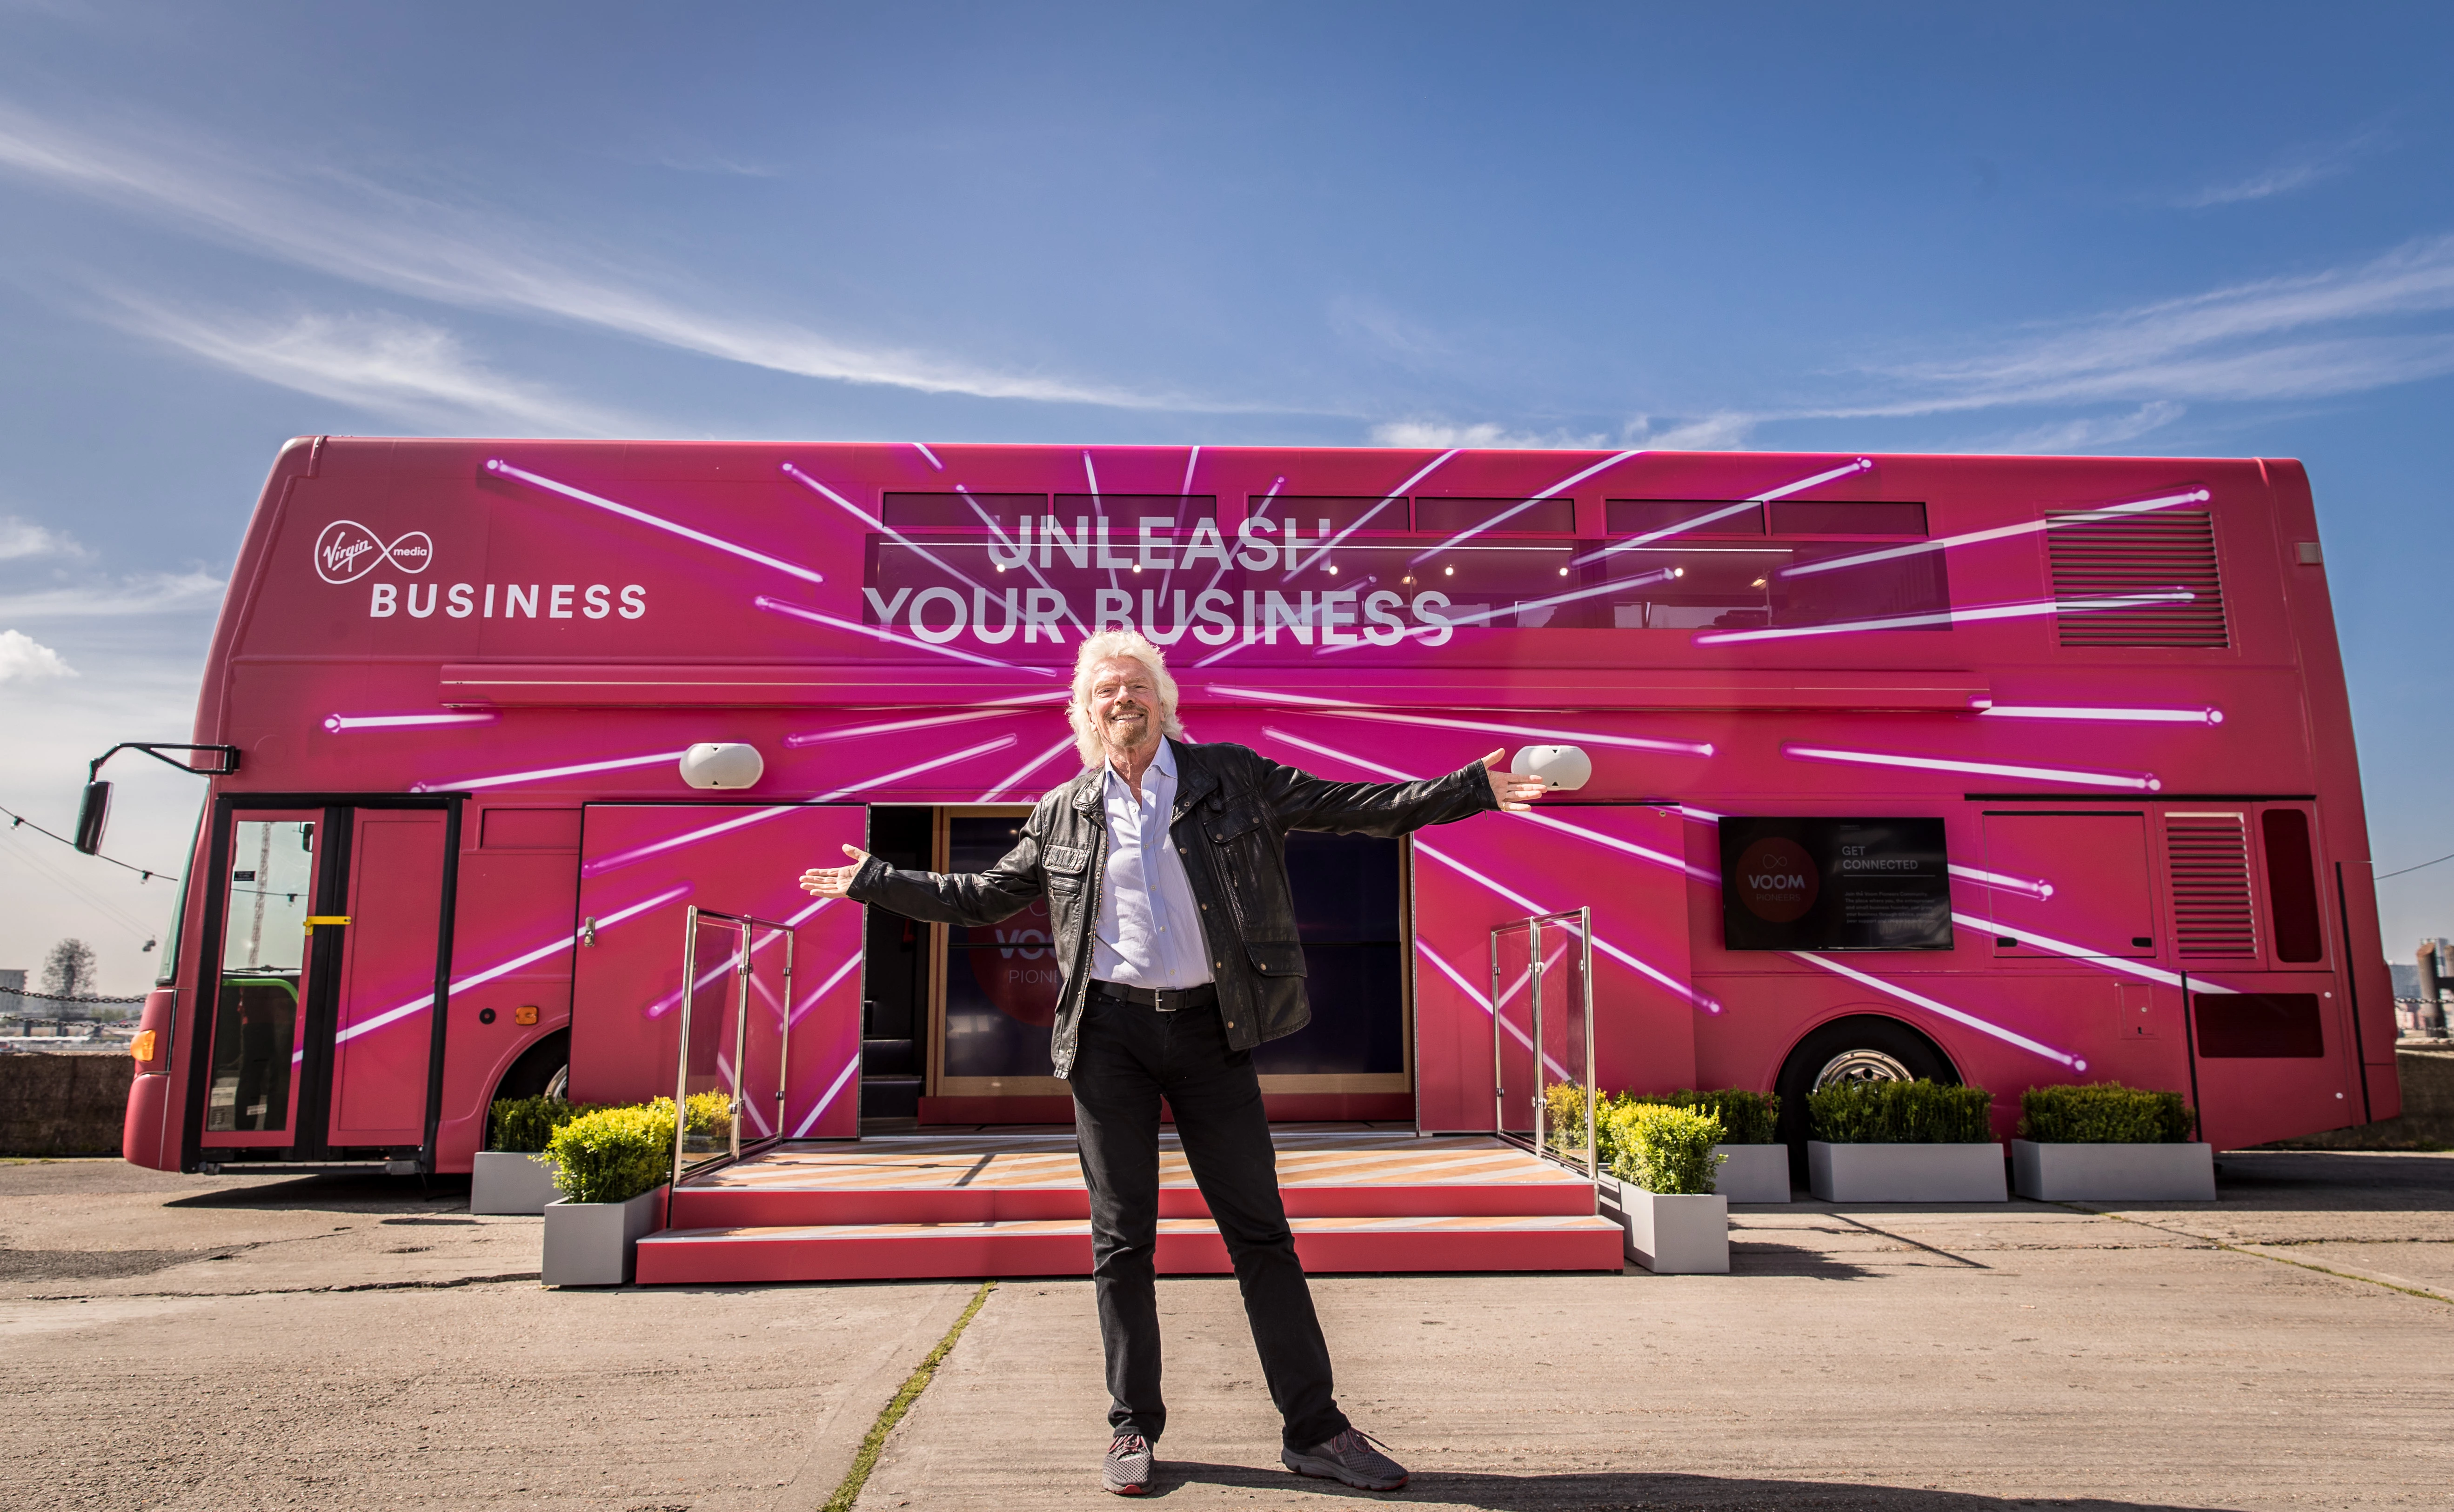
[
  {"xmin": 314, "ymin": 520, "xmax": 434, "ymax": 584},
  {"xmin": 1734, "ymin": 836, "xmax": 1819, "ymax": 923}
]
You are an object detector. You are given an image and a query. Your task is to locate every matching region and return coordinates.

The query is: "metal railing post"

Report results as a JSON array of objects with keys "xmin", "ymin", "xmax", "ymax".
[
  {"xmin": 778, "ymin": 928, "xmax": 795, "ymax": 1138},
  {"xmin": 1490, "ymin": 928, "xmax": 1505, "ymax": 1137},
  {"xmin": 1529, "ymin": 917, "xmax": 1545, "ymax": 1154},
  {"xmin": 1579, "ymin": 905, "xmax": 1597, "ymax": 1185},
  {"xmin": 729, "ymin": 924, "xmax": 750, "ymax": 1163},
  {"xmin": 671, "ymin": 905, "xmax": 702, "ymax": 1198}
]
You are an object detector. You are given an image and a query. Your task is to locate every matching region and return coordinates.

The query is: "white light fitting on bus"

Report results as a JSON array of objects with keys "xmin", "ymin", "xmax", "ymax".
[
  {"xmin": 679, "ymin": 743, "xmax": 765, "ymax": 790},
  {"xmin": 1510, "ymin": 745, "xmax": 1592, "ymax": 792}
]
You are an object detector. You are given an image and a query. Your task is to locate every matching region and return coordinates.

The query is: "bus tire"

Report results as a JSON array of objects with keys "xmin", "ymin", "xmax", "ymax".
[
  {"xmin": 1774, "ymin": 1015, "xmax": 1957, "ymax": 1184},
  {"xmin": 494, "ymin": 1029, "xmax": 571, "ymax": 1104}
]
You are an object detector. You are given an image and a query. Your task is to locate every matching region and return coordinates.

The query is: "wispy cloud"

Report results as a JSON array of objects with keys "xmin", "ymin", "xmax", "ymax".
[
  {"xmin": 0, "ymin": 570, "xmax": 222, "ymax": 620},
  {"xmin": 1622, "ymin": 412, "xmax": 1757, "ymax": 450},
  {"xmin": 1988, "ymin": 401, "xmax": 2186, "ymax": 455},
  {"xmin": 109, "ymin": 300, "xmax": 638, "ymax": 435},
  {"xmin": 1369, "ymin": 419, "xmax": 1611, "ymax": 450},
  {"xmin": 0, "ymin": 101, "xmax": 1210, "ymax": 412},
  {"xmin": 2170, "ymin": 129, "xmax": 2390, "ymax": 209},
  {"xmin": 0, "ymin": 629, "xmax": 73, "ymax": 681},
  {"xmin": 1840, "ymin": 234, "xmax": 2454, "ymax": 417},
  {"xmin": 0, "ymin": 516, "xmax": 80, "ymax": 561}
]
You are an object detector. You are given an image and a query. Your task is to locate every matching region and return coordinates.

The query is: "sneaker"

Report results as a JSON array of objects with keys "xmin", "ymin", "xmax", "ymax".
[
  {"xmin": 1283, "ymin": 1426, "xmax": 1409, "ymax": 1491},
  {"xmin": 1103, "ymin": 1432, "xmax": 1153, "ymax": 1496}
]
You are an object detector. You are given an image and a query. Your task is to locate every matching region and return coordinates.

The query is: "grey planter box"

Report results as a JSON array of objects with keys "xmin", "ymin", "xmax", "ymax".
[
  {"xmin": 542, "ymin": 1186, "xmax": 667, "ymax": 1286},
  {"xmin": 1714, "ymin": 1144, "xmax": 1791, "ymax": 1204},
  {"xmin": 1607, "ymin": 1184, "xmax": 1729, "ymax": 1273},
  {"xmin": 471, "ymin": 1151, "xmax": 562, "ymax": 1216},
  {"xmin": 2011, "ymin": 1139, "xmax": 2215, "ymax": 1201},
  {"xmin": 1808, "ymin": 1140, "xmax": 2006, "ymax": 1203}
]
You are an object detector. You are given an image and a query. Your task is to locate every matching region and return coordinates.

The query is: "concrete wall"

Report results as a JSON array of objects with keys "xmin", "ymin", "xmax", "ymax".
[
  {"xmin": 2268, "ymin": 1048, "xmax": 2454, "ymax": 1151},
  {"xmin": 0, "ymin": 1051, "xmax": 136, "ymax": 1156}
]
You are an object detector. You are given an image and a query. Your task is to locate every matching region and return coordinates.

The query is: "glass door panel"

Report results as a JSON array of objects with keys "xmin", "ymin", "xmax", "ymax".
[{"xmin": 205, "ymin": 815, "xmax": 318, "ymax": 1145}]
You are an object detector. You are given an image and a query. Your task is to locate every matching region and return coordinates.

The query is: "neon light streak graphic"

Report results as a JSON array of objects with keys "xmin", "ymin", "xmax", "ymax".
[
  {"xmin": 1206, "ymin": 691, "xmax": 1715, "ymax": 757},
  {"xmin": 1179, "ymin": 445, "xmax": 1201, "ymax": 498},
  {"xmin": 978, "ymin": 734, "xmax": 1079, "ymax": 802},
  {"xmin": 484, "ymin": 460, "xmax": 825, "ymax": 584},
  {"xmin": 782, "ymin": 460, "xmax": 999, "ymax": 606},
  {"xmin": 1785, "ymin": 743, "xmax": 2160, "ymax": 791},
  {"xmin": 1518, "ymin": 810, "xmax": 1719, "ymax": 883},
  {"xmin": 1965, "ymin": 914, "xmax": 2235, "ymax": 994},
  {"xmin": 1790, "ymin": 952, "xmax": 2083, "ymax": 1070},
  {"xmin": 1780, "ymin": 488, "xmax": 2212, "ymax": 580},
  {"xmin": 792, "ymin": 1055, "xmax": 861, "ymax": 1137},
  {"xmin": 1976, "ymin": 703, "xmax": 2223, "ymax": 726},
  {"xmin": 789, "ymin": 953, "xmax": 864, "ymax": 1028},
  {"xmin": 1283, "ymin": 448, "xmax": 1456, "ymax": 581},
  {"xmin": 1413, "ymin": 939, "xmax": 1559, "ymax": 1074},
  {"xmin": 416, "ymin": 748, "xmax": 686, "ymax": 794},
  {"xmin": 1316, "ymin": 567, "xmax": 1676, "ymax": 648},
  {"xmin": 1572, "ymin": 458, "xmax": 1872, "ymax": 567},
  {"xmin": 1265, "ymin": 723, "xmax": 1717, "ymax": 1013},
  {"xmin": 333, "ymin": 884, "xmax": 689, "ymax": 1046},
  {"xmin": 1414, "ymin": 839, "xmax": 1720, "ymax": 1014},
  {"xmin": 1692, "ymin": 589, "xmax": 2194, "ymax": 645},
  {"xmin": 753, "ymin": 596, "xmax": 1058, "ymax": 676},
  {"xmin": 1948, "ymin": 865, "xmax": 2054, "ymax": 900},
  {"xmin": 323, "ymin": 711, "xmax": 499, "ymax": 733},
  {"xmin": 582, "ymin": 735, "xmax": 1021, "ymax": 876},
  {"xmin": 963, "ymin": 485, "xmax": 1088, "ymax": 636},
  {"xmin": 1411, "ymin": 449, "xmax": 1647, "ymax": 565},
  {"xmin": 912, "ymin": 442, "xmax": 944, "ymax": 471},
  {"xmin": 782, "ymin": 708, "xmax": 1011, "ymax": 750}
]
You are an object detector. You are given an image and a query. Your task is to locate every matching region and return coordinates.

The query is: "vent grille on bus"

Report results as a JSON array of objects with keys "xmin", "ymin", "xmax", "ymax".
[
  {"xmin": 2167, "ymin": 814, "xmax": 2258, "ymax": 959},
  {"xmin": 2048, "ymin": 509, "xmax": 2228, "ymax": 648}
]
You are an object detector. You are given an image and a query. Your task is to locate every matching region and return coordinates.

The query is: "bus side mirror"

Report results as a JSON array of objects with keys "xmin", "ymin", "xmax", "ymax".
[{"xmin": 74, "ymin": 780, "xmax": 112, "ymax": 854}]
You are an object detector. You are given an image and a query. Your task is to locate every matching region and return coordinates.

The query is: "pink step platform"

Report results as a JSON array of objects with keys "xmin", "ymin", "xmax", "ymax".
[{"xmin": 634, "ymin": 1129, "xmax": 1621, "ymax": 1284}]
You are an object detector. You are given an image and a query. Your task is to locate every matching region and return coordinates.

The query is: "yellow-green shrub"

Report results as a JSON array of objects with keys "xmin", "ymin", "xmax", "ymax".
[
  {"xmin": 2019, "ymin": 1083, "xmax": 2193, "ymax": 1143},
  {"xmin": 683, "ymin": 1089, "xmax": 735, "ymax": 1138},
  {"xmin": 1808, "ymin": 1078, "xmax": 1993, "ymax": 1144},
  {"xmin": 542, "ymin": 1100, "xmax": 678, "ymax": 1204},
  {"xmin": 486, "ymin": 1095, "xmax": 602, "ymax": 1153},
  {"xmin": 1602, "ymin": 1102, "xmax": 1725, "ymax": 1195}
]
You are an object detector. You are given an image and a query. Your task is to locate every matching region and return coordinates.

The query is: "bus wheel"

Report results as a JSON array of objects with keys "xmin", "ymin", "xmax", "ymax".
[
  {"xmin": 495, "ymin": 1029, "xmax": 571, "ymax": 1103},
  {"xmin": 1773, "ymin": 1016, "xmax": 1957, "ymax": 1183}
]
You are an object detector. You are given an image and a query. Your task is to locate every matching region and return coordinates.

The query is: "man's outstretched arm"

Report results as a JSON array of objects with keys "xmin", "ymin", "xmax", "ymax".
[
  {"xmin": 800, "ymin": 836, "xmax": 1047, "ymax": 927},
  {"xmin": 1260, "ymin": 748, "xmax": 1545, "ymax": 836}
]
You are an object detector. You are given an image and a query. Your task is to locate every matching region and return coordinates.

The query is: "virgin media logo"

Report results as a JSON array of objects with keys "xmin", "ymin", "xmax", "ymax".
[{"xmin": 314, "ymin": 520, "xmax": 434, "ymax": 584}]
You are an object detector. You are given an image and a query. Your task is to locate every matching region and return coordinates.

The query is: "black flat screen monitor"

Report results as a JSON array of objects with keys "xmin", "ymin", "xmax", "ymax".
[{"xmin": 1717, "ymin": 816, "xmax": 1954, "ymax": 951}]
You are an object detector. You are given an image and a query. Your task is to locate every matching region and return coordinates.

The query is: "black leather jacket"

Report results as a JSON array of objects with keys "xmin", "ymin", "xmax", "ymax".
[{"xmin": 846, "ymin": 738, "xmax": 1498, "ymax": 1077}]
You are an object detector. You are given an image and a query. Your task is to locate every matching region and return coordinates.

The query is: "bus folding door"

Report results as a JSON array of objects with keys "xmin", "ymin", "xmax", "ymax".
[
  {"xmin": 326, "ymin": 810, "xmax": 451, "ymax": 1151},
  {"xmin": 570, "ymin": 804, "xmax": 866, "ymax": 1139},
  {"xmin": 1411, "ymin": 805, "xmax": 1698, "ymax": 1132}
]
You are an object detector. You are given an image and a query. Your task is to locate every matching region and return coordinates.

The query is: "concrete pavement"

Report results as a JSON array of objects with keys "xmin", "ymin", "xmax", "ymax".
[{"xmin": 1, "ymin": 1151, "xmax": 2448, "ymax": 1510}]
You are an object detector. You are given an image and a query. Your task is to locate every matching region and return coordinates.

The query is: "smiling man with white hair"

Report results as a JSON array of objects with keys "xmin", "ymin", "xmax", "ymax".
[{"xmin": 802, "ymin": 629, "xmax": 1545, "ymax": 1495}]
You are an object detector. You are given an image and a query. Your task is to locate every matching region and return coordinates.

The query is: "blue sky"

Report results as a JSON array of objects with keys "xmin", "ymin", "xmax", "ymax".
[{"xmin": 3, "ymin": 1, "xmax": 2451, "ymax": 993}]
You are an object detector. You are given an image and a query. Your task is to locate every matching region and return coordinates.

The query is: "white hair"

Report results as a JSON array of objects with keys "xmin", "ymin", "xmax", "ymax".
[{"xmin": 1068, "ymin": 629, "xmax": 1186, "ymax": 768}]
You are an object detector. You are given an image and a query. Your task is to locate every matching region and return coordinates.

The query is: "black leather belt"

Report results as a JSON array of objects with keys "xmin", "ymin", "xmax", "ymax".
[{"xmin": 1092, "ymin": 980, "xmax": 1217, "ymax": 1013}]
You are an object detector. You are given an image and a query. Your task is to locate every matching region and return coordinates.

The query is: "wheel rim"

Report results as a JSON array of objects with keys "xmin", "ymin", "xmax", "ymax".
[
  {"xmin": 1811, "ymin": 1048, "xmax": 1912, "ymax": 1092},
  {"xmin": 544, "ymin": 1064, "xmax": 570, "ymax": 1101}
]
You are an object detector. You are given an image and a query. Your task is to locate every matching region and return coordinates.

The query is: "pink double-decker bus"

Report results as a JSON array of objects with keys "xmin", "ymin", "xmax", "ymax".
[{"xmin": 114, "ymin": 436, "xmax": 2395, "ymax": 1179}]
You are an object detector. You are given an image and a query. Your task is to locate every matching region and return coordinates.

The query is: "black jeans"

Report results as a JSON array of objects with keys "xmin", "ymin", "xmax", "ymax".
[{"xmin": 1070, "ymin": 991, "xmax": 1349, "ymax": 1452}]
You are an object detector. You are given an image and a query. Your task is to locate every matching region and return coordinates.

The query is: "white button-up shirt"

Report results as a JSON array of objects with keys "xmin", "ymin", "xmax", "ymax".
[{"xmin": 1090, "ymin": 739, "xmax": 1214, "ymax": 990}]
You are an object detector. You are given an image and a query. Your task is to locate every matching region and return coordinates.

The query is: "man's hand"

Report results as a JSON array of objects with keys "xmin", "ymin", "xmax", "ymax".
[
  {"xmin": 1482, "ymin": 749, "xmax": 1549, "ymax": 813},
  {"xmin": 800, "ymin": 844, "xmax": 872, "ymax": 898}
]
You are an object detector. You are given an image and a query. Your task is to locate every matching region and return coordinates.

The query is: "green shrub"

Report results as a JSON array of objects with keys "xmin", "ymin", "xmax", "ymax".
[
  {"xmin": 683, "ymin": 1089, "xmax": 736, "ymax": 1139},
  {"xmin": 1807, "ymin": 1078, "xmax": 1994, "ymax": 1144},
  {"xmin": 542, "ymin": 1100, "xmax": 678, "ymax": 1204},
  {"xmin": 1603, "ymin": 1102, "xmax": 1726, "ymax": 1194},
  {"xmin": 2019, "ymin": 1083, "xmax": 2194, "ymax": 1144},
  {"xmin": 1625, "ymin": 1088, "xmax": 1780, "ymax": 1145},
  {"xmin": 486, "ymin": 1095, "xmax": 602, "ymax": 1153},
  {"xmin": 1543, "ymin": 1081, "xmax": 1593, "ymax": 1159}
]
